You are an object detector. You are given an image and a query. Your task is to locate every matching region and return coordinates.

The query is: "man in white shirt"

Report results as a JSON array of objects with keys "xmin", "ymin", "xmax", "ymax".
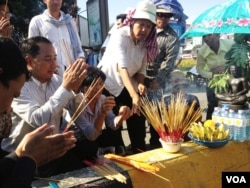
[
  {"xmin": 28, "ymin": 0, "xmax": 85, "ymax": 76},
  {"xmin": 1, "ymin": 36, "xmax": 88, "ymax": 177}
]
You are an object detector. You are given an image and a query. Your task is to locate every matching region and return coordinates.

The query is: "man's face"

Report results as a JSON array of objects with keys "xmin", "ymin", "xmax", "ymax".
[
  {"xmin": 43, "ymin": 0, "xmax": 62, "ymax": 12},
  {"xmin": 203, "ymin": 34, "xmax": 220, "ymax": 47},
  {"xmin": 0, "ymin": 74, "xmax": 26, "ymax": 114},
  {"xmin": 82, "ymin": 78, "xmax": 104, "ymax": 100},
  {"xmin": 0, "ymin": 72, "xmax": 25, "ymax": 138},
  {"xmin": 156, "ymin": 12, "xmax": 173, "ymax": 29},
  {"xmin": 27, "ymin": 42, "xmax": 57, "ymax": 83}
]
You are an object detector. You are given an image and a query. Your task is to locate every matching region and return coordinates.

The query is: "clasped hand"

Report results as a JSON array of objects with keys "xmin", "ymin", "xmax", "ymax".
[
  {"xmin": 15, "ymin": 124, "xmax": 76, "ymax": 167},
  {"xmin": 0, "ymin": 17, "xmax": 12, "ymax": 37}
]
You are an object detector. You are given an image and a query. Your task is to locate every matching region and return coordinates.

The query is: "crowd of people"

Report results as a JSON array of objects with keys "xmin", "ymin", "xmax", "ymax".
[{"xmin": 0, "ymin": 0, "xmax": 238, "ymax": 186}]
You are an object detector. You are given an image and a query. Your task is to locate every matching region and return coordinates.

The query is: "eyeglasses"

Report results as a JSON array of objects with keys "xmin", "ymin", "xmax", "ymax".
[
  {"xmin": 156, "ymin": 12, "xmax": 173, "ymax": 18},
  {"xmin": 0, "ymin": 10, "xmax": 11, "ymax": 18}
]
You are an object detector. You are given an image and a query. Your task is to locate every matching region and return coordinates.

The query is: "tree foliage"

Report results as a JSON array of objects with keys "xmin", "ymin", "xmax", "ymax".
[
  {"xmin": 9, "ymin": 0, "xmax": 80, "ymax": 39},
  {"xmin": 10, "ymin": 0, "xmax": 44, "ymax": 39},
  {"xmin": 209, "ymin": 34, "xmax": 250, "ymax": 95},
  {"xmin": 225, "ymin": 34, "xmax": 250, "ymax": 82},
  {"xmin": 61, "ymin": 0, "xmax": 80, "ymax": 18}
]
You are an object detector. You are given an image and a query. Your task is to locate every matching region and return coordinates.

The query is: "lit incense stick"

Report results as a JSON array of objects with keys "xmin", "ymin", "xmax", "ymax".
[{"xmin": 4, "ymin": 0, "xmax": 8, "ymax": 13}]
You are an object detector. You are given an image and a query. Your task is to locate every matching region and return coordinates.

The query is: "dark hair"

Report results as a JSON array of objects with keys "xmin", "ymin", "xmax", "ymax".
[
  {"xmin": 21, "ymin": 36, "xmax": 52, "ymax": 58},
  {"xmin": 80, "ymin": 66, "xmax": 106, "ymax": 88},
  {"xmin": 86, "ymin": 46, "xmax": 94, "ymax": 51},
  {"xmin": 116, "ymin": 13, "xmax": 127, "ymax": 22},
  {"xmin": 0, "ymin": 37, "xmax": 28, "ymax": 88}
]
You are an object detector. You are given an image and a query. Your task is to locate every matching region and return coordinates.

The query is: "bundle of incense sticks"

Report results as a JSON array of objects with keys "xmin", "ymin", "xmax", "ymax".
[
  {"xmin": 5, "ymin": 0, "xmax": 8, "ymax": 12},
  {"xmin": 60, "ymin": 39, "xmax": 74, "ymax": 65},
  {"xmin": 83, "ymin": 160, "xmax": 127, "ymax": 184},
  {"xmin": 104, "ymin": 153, "xmax": 160, "ymax": 173}
]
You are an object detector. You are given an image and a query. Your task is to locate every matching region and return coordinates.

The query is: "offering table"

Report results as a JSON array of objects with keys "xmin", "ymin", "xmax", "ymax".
[{"xmin": 32, "ymin": 141, "xmax": 250, "ymax": 187}]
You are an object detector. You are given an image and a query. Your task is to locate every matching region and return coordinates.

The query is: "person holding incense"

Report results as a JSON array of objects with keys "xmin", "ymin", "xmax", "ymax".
[
  {"xmin": 1, "ymin": 36, "xmax": 89, "ymax": 177},
  {"xmin": 72, "ymin": 66, "xmax": 131, "ymax": 157},
  {"xmin": 98, "ymin": 0, "xmax": 158, "ymax": 154},
  {"xmin": 0, "ymin": 36, "xmax": 77, "ymax": 187}
]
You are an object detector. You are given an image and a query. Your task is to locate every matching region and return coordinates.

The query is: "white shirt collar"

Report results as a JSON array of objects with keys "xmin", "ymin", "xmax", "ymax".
[{"xmin": 31, "ymin": 76, "xmax": 47, "ymax": 90}]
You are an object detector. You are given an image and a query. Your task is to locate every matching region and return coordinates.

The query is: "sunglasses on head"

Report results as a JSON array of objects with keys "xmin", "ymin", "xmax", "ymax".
[{"xmin": 156, "ymin": 12, "xmax": 173, "ymax": 18}]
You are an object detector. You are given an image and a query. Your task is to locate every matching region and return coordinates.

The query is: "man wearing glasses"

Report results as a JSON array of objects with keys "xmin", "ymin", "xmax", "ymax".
[{"xmin": 145, "ymin": 6, "xmax": 180, "ymax": 149}]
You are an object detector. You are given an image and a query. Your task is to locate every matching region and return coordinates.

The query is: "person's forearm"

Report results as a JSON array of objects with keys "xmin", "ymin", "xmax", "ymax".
[
  {"xmin": 118, "ymin": 68, "xmax": 138, "ymax": 98},
  {"xmin": 94, "ymin": 112, "xmax": 106, "ymax": 132},
  {"xmin": 196, "ymin": 56, "xmax": 213, "ymax": 79},
  {"xmin": 14, "ymin": 86, "xmax": 73, "ymax": 129}
]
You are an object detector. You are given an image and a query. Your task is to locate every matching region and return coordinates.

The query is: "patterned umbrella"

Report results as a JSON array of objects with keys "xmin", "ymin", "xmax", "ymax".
[{"xmin": 181, "ymin": 0, "xmax": 250, "ymax": 38}]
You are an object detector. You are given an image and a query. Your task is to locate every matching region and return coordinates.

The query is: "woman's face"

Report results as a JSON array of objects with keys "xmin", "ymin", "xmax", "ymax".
[
  {"xmin": 132, "ymin": 19, "xmax": 154, "ymax": 41},
  {"xmin": 0, "ymin": 74, "xmax": 26, "ymax": 114}
]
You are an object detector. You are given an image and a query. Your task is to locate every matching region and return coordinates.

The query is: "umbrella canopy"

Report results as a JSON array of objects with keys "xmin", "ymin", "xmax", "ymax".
[{"xmin": 181, "ymin": 0, "xmax": 250, "ymax": 38}]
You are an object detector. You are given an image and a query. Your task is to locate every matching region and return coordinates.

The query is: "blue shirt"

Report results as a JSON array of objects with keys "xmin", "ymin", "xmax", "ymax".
[
  {"xmin": 74, "ymin": 95, "xmax": 118, "ymax": 141},
  {"xmin": 87, "ymin": 52, "xmax": 98, "ymax": 67}
]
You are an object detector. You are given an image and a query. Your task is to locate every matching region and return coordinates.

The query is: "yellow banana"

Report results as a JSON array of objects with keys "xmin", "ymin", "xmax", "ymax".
[
  {"xmin": 217, "ymin": 132, "xmax": 224, "ymax": 140},
  {"xmin": 218, "ymin": 124, "xmax": 225, "ymax": 132},
  {"xmin": 189, "ymin": 121, "xmax": 230, "ymax": 141},
  {"xmin": 222, "ymin": 129, "xmax": 230, "ymax": 139}
]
